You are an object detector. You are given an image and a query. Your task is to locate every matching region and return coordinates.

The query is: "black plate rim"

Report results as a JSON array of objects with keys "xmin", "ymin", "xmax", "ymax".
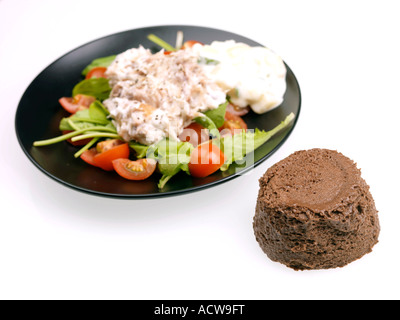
[{"xmin": 15, "ymin": 25, "xmax": 301, "ymax": 199}]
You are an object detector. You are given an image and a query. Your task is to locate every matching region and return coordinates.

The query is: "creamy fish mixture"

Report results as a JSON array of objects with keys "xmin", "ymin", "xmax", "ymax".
[
  {"xmin": 103, "ymin": 47, "xmax": 226, "ymax": 145},
  {"xmin": 103, "ymin": 41, "xmax": 287, "ymax": 145}
]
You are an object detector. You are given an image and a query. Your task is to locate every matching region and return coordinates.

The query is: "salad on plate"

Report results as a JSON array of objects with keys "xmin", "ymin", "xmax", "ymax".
[{"xmin": 33, "ymin": 32, "xmax": 294, "ymax": 189}]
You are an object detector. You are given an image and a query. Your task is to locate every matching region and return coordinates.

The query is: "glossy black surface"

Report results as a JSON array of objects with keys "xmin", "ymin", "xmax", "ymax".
[{"xmin": 15, "ymin": 25, "xmax": 301, "ymax": 198}]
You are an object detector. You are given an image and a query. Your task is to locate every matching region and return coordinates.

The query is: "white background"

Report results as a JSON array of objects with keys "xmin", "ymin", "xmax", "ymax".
[{"xmin": 1, "ymin": 0, "xmax": 399, "ymax": 300}]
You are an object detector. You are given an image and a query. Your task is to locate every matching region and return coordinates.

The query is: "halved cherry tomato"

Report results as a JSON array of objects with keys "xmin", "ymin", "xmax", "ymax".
[
  {"xmin": 85, "ymin": 67, "xmax": 108, "ymax": 79},
  {"xmin": 178, "ymin": 122, "xmax": 209, "ymax": 147},
  {"xmin": 181, "ymin": 40, "xmax": 203, "ymax": 49},
  {"xmin": 80, "ymin": 140, "xmax": 130, "ymax": 171},
  {"xmin": 80, "ymin": 148, "xmax": 99, "ymax": 168},
  {"xmin": 226, "ymin": 103, "xmax": 250, "ymax": 116},
  {"xmin": 93, "ymin": 142, "xmax": 130, "ymax": 171},
  {"xmin": 188, "ymin": 142, "xmax": 226, "ymax": 178},
  {"xmin": 112, "ymin": 158, "xmax": 157, "ymax": 181},
  {"xmin": 59, "ymin": 94, "xmax": 96, "ymax": 114},
  {"xmin": 219, "ymin": 111, "xmax": 248, "ymax": 135},
  {"xmin": 96, "ymin": 139, "xmax": 123, "ymax": 153},
  {"xmin": 62, "ymin": 130, "xmax": 92, "ymax": 146}
]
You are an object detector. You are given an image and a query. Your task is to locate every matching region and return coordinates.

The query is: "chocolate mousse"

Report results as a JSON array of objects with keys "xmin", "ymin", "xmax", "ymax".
[{"xmin": 253, "ymin": 149, "xmax": 380, "ymax": 270}]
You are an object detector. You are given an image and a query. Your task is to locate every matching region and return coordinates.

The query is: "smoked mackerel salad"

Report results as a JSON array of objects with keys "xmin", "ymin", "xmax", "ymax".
[{"xmin": 33, "ymin": 32, "xmax": 294, "ymax": 189}]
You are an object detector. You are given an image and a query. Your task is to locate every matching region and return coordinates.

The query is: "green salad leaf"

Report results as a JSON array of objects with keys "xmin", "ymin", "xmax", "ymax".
[
  {"xmin": 88, "ymin": 100, "xmax": 110, "ymax": 122},
  {"xmin": 129, "ymin": 141, "xmax": 149, "ymax": 159},
  {"xmin": 194, "ymin": 113, "xmax": 220, "ymax": 139},
  {"xmin": 157, "ymin": 156, "xmax": 191, "ymax": 189},
  {"xmin": 81, "ymin": 55, "xmax": 116, "ymax": 76},
  {"xmin": 202, "ymin": 101, "xmax": 227, "ymax": 128},
  {"xmin": 145, "ymin": 138, "xmax": 194, "ymax": 189},
  {"xmin": 219, "ymin": 112, "xmax": 295, "ymax": 171},
  {"xmin": 72, "ymin": 78, "xmax": 111, "ymax": 101},
  {"xmin": 59, "ymin": 101, "xmax": 111, "ymax": 131},
  {"xmin": 34, "ymin": 100, "xmax": 119, "ymax": 158},
  {"xmin": 192, "ymin": 101, "xmax": 227, "ymax": 139}
]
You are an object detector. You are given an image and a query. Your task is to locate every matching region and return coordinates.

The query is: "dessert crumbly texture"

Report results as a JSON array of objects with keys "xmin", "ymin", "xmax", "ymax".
[{"xmin": 253, "ymin": 148, "xmax": 380, "ymax": 271}]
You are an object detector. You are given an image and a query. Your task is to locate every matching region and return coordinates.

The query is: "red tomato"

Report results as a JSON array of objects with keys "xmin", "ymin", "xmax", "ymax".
[
  {"xmin": 80, "ymin": 148, "xmax": 99, "ymax": 168},
  {"xmin": 188, "ymin": 142, "xmax": 226, "ymax": 178},
  {"xmin": 112, "ymin": 158, "xmax": 157, "ymax": 181},
  {"xmin": 85, "ymin": 67, "xmax": 108, "ymax": 79},
  {"xmin": 93, "ymin": 143, "xmax": 130, "ymax": 171},
  {"xmin": 181, "ymin": 40, "xmax": 203, "ymax": 49},
  {"xmin": 219, "ymin": 111, "xmax": 248, "ymax": 135},
  {"xmin": 164, "ymin": 40, "xmax": 203, "ymax": 54},
  {"xmin": 80, "ymin": 140, "xmax": 130, "ymax": 171},
  {"xmin": 178, "ymin": 122, "xmax": 209, "ymax": 147},
  {"xmin": 226, "ymin": 103, "xmax": 250, "ymax": 116},
  {"xmin": 95, "ymin": 139, "xmax": 123, "ymax": 153},
  {"xmin": 59, "ymin": 94, "xmax": 96, "ymax": 114}
]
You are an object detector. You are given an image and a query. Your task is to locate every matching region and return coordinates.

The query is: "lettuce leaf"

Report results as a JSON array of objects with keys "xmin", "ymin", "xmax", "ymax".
[
  {"xmin": 72, "ymin": 78, "xmax": 111, "ymax": 101},
  {"xmin": 202, "ymin": 101, "xmax": 227, "ymax": 128},
  {"xmin": 219, "ymin": 113, "xmax": 295, "ymax": 171},
  {"xmin": 34, "ymin": 100, "xmax": 118, "ymax": 150},
  {"xmin": 193, "ymin": 101, "xmax": 228, "ymax": 139},
  {"xmin": 129, "ymin": 141, "xmax": 149, "ymax": 159},
  {"xmin": 59, "ymin": 101, "xmax": 114, "ymax": 131},
  {"xmin": 81, "ymin": 55, "xmax": 116, "ymax": 76},
  {"xmin": 194, "ymin": 113, "xmax": 220, "ymax": 139},
  {"xmin": 140, "ymin": 138, "xmax": 194, "ymax": 189}
]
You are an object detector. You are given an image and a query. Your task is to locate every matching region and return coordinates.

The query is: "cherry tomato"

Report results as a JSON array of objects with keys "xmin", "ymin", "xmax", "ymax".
[
  {"xmin": 80, "ymin": 148, "xmax": 99, "ymax": 168},
  {"xmin": 59, "ymin": 94, "xmax": 96, "ymax": 114},
  {"xmin": 96, "ymin": 139, "xmax": 124, "ymax": 153},
  {"xmin": 181, "ymin": 40, "xmax": 203, "ymax": 49},
  {"xmin": 93, "ymin": 142, "xmax": 130, "ymax": 171},
  {"xmin": 226, "ymin": 103, "xmax": 250, "ymax": 116},
  {"xmin": 80, "ymin": 140, "xmax": 130, "ymax": 171},
  {"xmin": 188, "ymin": 142, "xmax": 226, "ymax": 178},
  {"xmin": 85, "ymin": 67, "xmax": 108, "ymax": 79},
  {"xmin": 112, "ymin": 158, "xmax": 157, "ymax": 180},
  {"xmin": 219, "ymin": 111, "xmax": 248, "ymax": 135},
  {"xmin": 178, "ymin": 122, "xmax": 209, "ymax": 147}
]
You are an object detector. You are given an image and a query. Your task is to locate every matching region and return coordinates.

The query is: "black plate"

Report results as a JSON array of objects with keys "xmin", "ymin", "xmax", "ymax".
[{"xmin": 15, "ymin": 25, "xmax": 301, "ymax": 198}]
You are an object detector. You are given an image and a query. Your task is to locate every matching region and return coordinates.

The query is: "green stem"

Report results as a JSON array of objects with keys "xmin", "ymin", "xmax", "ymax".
[
  {"xmin": 147, "ymin": 34, "xmax": 176, "ymax": 52},
  {"xmin": 33, "ymin": 131, "xmax": 79, "ymax": 146},
  {"xmin": 71, "ymin": 132, "xmax": 121, "ymax": 142},
  {"xmin": 33, "ymin": 126, "xmax": 117, "ymax": 146},
  {"xmin": 67, "ymin": 118, "xmax": 80, "ymax": 131},
  {"xmin": 74, "ymin": 138, "xmax": 99, "ymax": 158},
  {"xmin": 266, "ymin": 112, "xmax": 295, "ymax": 137},
  {"xmin": 68, "ymin": 117, "xmax": 109, "ymax": 125}
]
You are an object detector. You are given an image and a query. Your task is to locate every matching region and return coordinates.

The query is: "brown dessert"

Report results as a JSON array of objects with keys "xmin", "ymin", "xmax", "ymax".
[{"xmin": 253, "ymin": 149, "xmax": 380, "ymax": 270}]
